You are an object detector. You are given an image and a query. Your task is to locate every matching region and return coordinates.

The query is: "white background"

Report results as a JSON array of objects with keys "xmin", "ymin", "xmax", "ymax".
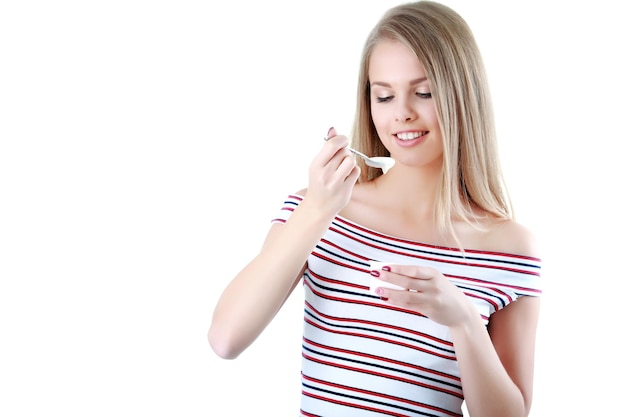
[{"xmin": 1, "ymin": 0, "xmax": 624, "ymax": 415}]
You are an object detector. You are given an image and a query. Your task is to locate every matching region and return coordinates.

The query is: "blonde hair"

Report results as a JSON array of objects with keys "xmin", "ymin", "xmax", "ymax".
[{"xmin": 351, "ymin": 1, "xmax": 513, "ymax": 240}]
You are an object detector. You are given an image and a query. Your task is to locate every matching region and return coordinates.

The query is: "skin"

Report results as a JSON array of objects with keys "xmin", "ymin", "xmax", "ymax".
[{"xmin": 209, "ymin": 39, "xmax": 540, "ymax": 417}]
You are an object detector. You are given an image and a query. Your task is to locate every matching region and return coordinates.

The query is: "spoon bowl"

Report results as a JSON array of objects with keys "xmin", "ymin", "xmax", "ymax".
[
  {"xmin": 324, "ymin": 136, "xmax": 395, "ymax": 174},
  {"xmin": 347, "ymin": 148, "xmax": 395, "ymax": 174}
]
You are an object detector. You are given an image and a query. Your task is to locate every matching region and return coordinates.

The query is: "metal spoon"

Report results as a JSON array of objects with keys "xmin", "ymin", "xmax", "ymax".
[{"xmin": 324, "ymin": 136, "xmax": 395, "ymax": 174}]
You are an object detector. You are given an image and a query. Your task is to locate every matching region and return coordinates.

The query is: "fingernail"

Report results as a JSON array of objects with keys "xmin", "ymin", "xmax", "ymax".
[
  {"xmin": 327, "ymin": 126, "xmax": 335, "ymax": 137},
  {"xmin": 376, "ymin": 287, "xmax": 384, "ymax": 295},
  {"xmin": 382, "ymin": 266, "xmax": 391, "ymax": 271},
  {"xmin": 370, "ymin": 270, "xmax": 380, "ymax": 277}
]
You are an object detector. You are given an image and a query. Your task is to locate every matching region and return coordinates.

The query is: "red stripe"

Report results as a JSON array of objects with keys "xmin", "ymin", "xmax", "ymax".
[
  {"xmin": 305, "ymin": 298, "xmax": 452, "ymax": 348},
  {"xmin": 302, "ymin": 373, "xmax": 463, "ymax": 416},
  {"xmin": 303, "ymin": 336, "xmax": 460, "ymax": 383},
  {"xmin": 334, "ymin": 215, "xmax": 540, "ymax": 262},
  {"xmin": 304, "ymin": 276, "xmax": 427, "ymax": 319},
  {"xmin": 329, "ymin": 224, "xmax": 540, "ymax": 277},
  {"xmin": 303, "ymin": 314, "xmax": 456, "ymax": 361}
]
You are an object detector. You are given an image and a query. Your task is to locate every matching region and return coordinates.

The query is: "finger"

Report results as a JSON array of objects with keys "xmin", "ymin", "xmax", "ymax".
[
  {"xmin": 323, "ymin": 139, "xmax": 352, "ymax": 172},
  {"xmin": 375, "ymin": 286, "xmax": 422, "ymax": 307},
  {"xmin": 388, "ymin": 264, "xmax": 437, "ymax": 281},
  {"xmin": 310, "ymin": 135, "xmax": 349, "ymax": 172},
  {"xmin": 326, "ymin": 126, "xmax": 337, "ymax": 140},
  {"xmin": 344, "ymin": 163, "xmax": 360, "ymax": 185},
  {"xmin": 335, "ymin": 151, "xmax": 358, "ymax": 178},
  {"xmin": 373, "ymin": 265, "xmax": 433, "ymax": 294}
]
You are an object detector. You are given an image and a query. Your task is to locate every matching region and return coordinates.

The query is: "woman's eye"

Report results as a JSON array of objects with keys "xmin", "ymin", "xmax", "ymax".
[
  {"xmin": 416, "ymin": 92, "xmax": 432, "ymax": 99},
  {"xmin": 376, "ymin": 96, "xmax": 393, "ymax": 103}
]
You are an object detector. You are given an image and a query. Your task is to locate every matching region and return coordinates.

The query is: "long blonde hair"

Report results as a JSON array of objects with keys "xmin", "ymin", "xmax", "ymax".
[{"xmin": 351, "ymin": 1, "xmax": 513, "ymax": 239}]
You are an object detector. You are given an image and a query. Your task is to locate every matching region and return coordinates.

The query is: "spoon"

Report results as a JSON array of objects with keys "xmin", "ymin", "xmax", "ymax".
[{"xmin": 323, "ymin": 136, "xmax": 395, "ymax": 174}]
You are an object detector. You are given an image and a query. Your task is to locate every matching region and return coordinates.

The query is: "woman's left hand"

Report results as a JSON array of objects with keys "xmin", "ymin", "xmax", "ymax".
[{"xmin": 373, "ymin": 264, "xmax": 478, "ymax": 328}]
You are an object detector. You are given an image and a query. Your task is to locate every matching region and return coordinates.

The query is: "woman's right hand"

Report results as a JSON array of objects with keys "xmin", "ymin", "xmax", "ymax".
[{"xmin": 305, "ymin": 127, "xmax": 360, "ymax": 216}]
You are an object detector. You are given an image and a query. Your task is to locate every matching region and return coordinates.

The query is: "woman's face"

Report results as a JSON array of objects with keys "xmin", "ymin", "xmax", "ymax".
[{"xmin": 368, "ymin": 39, "xmax": 443, "ymax": 170}]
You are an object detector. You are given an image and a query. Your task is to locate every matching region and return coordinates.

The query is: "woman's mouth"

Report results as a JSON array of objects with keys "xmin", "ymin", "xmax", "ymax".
[{"xmin": 395, "ymin": 131, "xmax": 428, "ymax": 141}]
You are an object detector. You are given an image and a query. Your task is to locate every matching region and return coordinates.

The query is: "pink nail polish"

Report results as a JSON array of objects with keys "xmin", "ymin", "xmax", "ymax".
[
  {"xmin": 376, "ymin": 287, "xmax": 384, "ymax": 295},
  {"xmin": 382, "ymin": 266, "xmax": 391, "ymax": 271}
]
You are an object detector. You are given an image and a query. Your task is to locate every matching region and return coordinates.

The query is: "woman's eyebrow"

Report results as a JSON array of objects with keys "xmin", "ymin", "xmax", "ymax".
[{"xmin": 370, "ymin": 77, "xmax": 428, "ymax": 88}]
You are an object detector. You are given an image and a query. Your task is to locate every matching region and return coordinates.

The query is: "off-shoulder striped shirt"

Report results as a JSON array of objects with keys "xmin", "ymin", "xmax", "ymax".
[{"xmin": 272, "ymin": 194, "xmax": 541, "ymax": 417}]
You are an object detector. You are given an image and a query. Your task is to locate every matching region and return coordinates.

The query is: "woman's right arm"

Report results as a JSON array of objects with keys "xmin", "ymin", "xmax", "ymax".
[{"xmin": 208, "ymin": 130, "xmax": 359, "ymax": 359}]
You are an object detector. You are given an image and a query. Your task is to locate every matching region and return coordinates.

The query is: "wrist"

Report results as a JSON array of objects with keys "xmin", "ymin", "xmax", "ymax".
[
  {"xmin": 298, "ymin": 196, "xmax": 340, "ymax": 224},
  {"xmin": 448, "ymin": 304, "xmax": 485, "ymax": 337}
]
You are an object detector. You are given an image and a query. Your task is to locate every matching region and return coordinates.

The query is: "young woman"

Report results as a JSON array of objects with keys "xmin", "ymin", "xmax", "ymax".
[{"xmin": 209, "ymin": 2, "xmax": 541, "ymax": 416}]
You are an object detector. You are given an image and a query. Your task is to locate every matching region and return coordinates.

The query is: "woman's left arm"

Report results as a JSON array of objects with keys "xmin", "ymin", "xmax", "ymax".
[
  {"xmin": 374, "ymin": 263, "xmax": 540, "ymax": 417},
  {"xmin": 375, "ymin": 221, "xmax": 541, "ymax": 416},
  {"xmin": 451, "ymin": 295, "xmax": 540, "ymax": 417}
]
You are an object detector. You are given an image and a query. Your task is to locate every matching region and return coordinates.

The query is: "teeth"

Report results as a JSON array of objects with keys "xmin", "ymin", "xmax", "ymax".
[{"xmin": 396, "ymin": 131, "xmax": 425, "ymax": 140}]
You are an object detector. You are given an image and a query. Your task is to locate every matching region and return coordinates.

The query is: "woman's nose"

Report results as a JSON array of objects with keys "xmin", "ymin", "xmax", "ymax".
[{"xmin": 395, "ymin": 100, "xmax": 416, "ymax": 122}]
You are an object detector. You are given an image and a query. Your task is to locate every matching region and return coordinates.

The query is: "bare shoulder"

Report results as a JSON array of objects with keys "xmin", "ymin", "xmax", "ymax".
[{"xmin": 487, "ymin": 218, "xmax": 541, "ymax": 259}]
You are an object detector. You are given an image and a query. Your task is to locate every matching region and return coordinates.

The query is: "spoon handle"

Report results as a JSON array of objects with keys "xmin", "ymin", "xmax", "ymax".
[
  {"xmin": 323, "ymin": 135, "xmax": 369, "ymax": 161},
  {"xmin": 347, "ymin": 148, "xmax": 369, "ymax": 161}
]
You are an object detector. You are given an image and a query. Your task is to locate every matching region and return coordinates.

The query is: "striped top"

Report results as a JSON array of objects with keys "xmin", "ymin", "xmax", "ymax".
[{"xmin": 272, "ymin": 194, "xmax": 541, "ymax": 417}]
